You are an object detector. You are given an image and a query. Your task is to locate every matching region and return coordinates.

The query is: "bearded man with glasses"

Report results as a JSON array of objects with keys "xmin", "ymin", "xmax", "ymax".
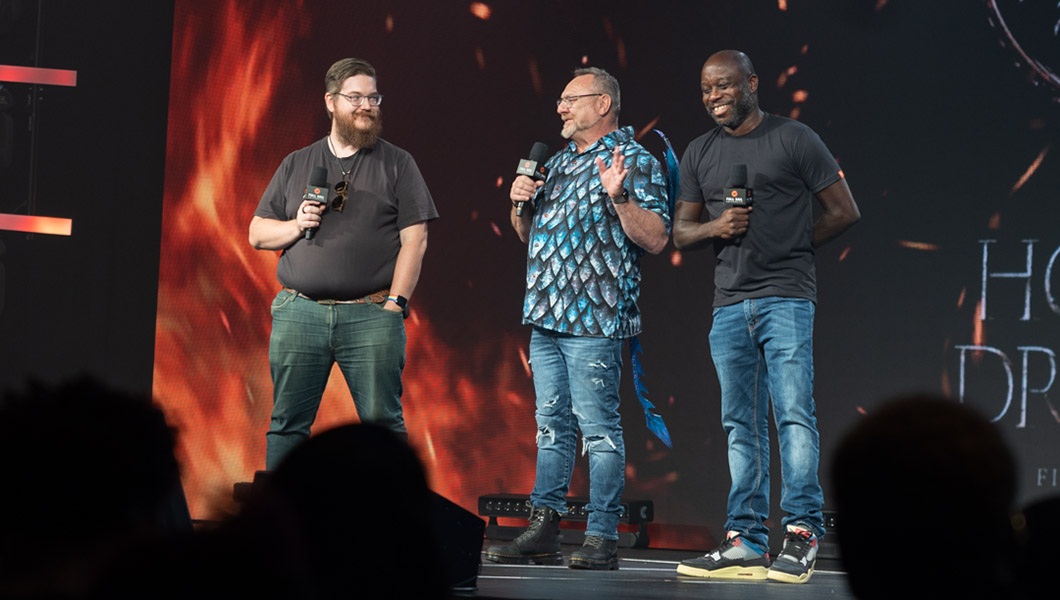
[{"xmin": 249, "ymin": 57, "xmax": 438, "ymax": 469}]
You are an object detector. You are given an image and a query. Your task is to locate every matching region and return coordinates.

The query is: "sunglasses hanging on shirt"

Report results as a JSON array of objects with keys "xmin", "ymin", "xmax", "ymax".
[{"xmin": 332, "ymin": 180, "xmax": 348, "ymax": 213}]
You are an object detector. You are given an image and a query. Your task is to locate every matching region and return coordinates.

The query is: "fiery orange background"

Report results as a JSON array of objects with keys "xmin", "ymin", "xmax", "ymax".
[
  {"xmin": 152, "ymin": 0, "xmax": 710, "ymax": 550},
  {"xmin": 156, "ymin": 0, "xmax": 531, "ymax": 514}
]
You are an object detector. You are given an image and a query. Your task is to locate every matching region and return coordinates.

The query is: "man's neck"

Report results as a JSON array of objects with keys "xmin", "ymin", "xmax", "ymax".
[
  {"xmin": 328, "ymin": 132, "xmax": 358, "ymax": 158},
  {"xmin": 573, "ymin": 121, "xmax": 619, "ymax": 153},
  {"xmin": 725, "ymin": 108, "xmax": 765, "ymax": 137}
]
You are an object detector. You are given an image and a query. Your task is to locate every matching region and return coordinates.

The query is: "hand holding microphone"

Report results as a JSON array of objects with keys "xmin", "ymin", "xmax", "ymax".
[
  {"xmin": 722, "ymin": 164, "xmax": 753, "ymax": 242},
  {"xmin": 513, "ymin": 142, "xmax": 549, "ymax": 216},
  {"xmin": 303, "ymin": 166, "xmax": 329, "ymax": 240}
]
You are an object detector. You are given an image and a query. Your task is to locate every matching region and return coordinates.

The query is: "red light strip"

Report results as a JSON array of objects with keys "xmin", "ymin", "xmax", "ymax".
[
  {"xmin": 0, "ymin": 64, "xmax": 77, "ymax": 86},
  {"xmin": 0, "ymin": 65, "xmax": 77, "ymax": 235},
  {"xmin": 0, "ymin": 213, "xmax": 73, "ymax": 236}
]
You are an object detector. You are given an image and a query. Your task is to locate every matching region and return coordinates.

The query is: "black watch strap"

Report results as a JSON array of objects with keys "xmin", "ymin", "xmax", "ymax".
[{"xmin": 388, "ymin": 294, "xmax": 410, "ymax": 319}]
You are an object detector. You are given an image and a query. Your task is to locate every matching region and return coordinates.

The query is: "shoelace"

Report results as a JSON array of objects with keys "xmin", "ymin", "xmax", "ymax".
[
  {"xmin": 583, "ymin": 535, "xmax": 606, "ymax": 548},
  {"xmin": 781, "ymin": 531, "xmax": 813, "ymax": 558},
  {"xmin": 526, "ymin": 504, "xmax": 553, "ymax": 525},
  {"xmin": 720, "ymin": 536, "xmax": 738, "ymax": 552},
  {"xmin": 709, "ymin": 535, "xmax": 740, "ymax": 559},
  {"xmin": 514, "ymin": 507, "xmax": 552, "ymax": 542}
]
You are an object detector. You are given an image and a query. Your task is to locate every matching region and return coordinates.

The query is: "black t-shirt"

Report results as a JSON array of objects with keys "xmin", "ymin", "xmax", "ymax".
[
  {"xmin": 677, "ymin": 114, "xmax": 842, "ymax": 307},
  {"xmin": 254, "ymin": 137, "xmax": 438, "ymax": 299}
]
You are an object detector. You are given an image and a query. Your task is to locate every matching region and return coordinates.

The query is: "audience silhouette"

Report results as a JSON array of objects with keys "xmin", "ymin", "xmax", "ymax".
[
  {"xmin": 3, "ymin": 376, "xmax": 1050, "ymax": 599},
  {"xmin": 93, "ymin": 421, "xmax": 457, "ymax": 598},
  {"xmin": 88, "ymin": 513, "xmax": 311, "ymax": 599},
  {"xmin": 0, "ymin": 374, "xmax": 191, "ymax": 599},
  {"xmin": 830, "ymin": 393, "xmax": 1019, "ymax": 599},
  {"xmin": 1010, "ymin": 492, "xmax": 1060, "ymax": 596},
  {"xmin": 230, "ymin": 422, "xmax": 453, "ymax": 599}
]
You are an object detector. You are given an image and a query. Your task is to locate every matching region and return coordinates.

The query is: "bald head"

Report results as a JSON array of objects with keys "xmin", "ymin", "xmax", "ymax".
[
  {"xmin": 700, "ymin": 49, "xmax": 761, "ymax": 133},
  {"xmin": 705, "ymin": 49, "xmax": 755, "ymax": 76}
]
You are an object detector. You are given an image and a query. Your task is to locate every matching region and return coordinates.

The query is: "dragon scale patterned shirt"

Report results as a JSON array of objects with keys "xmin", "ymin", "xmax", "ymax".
[{"xmin": 522, "ymin": 126, "xmax": 671, "ymax": 339}]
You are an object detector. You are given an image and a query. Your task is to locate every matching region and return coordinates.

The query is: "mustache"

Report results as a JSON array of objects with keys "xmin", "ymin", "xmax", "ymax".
[{"xmin": 336, "ymin": 110, "xmax": 382, "ymax": 148}]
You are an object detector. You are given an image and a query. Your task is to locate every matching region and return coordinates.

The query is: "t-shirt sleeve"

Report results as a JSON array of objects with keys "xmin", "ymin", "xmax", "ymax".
[
  {"xmin": 795, "ymin": 127, "xmax": 843, "ymax": 194},
  {"xmin": 254, "ymin": 153, "xmax": 296, "ymax": 220},
  {"xmin": 677, "ymin": 140, "xmax": 706, "ymax": 204},
  {"xmin": 394, "ymin": 152, "xmax": 439, "ymax": 229}
]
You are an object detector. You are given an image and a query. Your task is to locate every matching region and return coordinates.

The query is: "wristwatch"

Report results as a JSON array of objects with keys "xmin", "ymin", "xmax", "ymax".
[
  {"xmin": 388, "ymin": 294, "xmax": 410, "ymax": 319},
  {"xmin": 610, "ymin": 189, "xmax": 630, "ymax": 204}
]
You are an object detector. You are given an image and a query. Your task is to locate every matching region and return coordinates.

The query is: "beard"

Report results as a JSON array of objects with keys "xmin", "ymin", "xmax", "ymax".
[
  {"xmin": 335, "ymin": 109, "xmax": 382, "ymax": 149},
  {"xmin": 561, "ymin": 119, "xmax": 576, "ymax": 140},
  {"xmin": 560, "ymin": 113, "xmax": 602, "ymax": 141},
  {"xmin": 712, "ymin": 93, "xmax": 756, "ymax": 129}
]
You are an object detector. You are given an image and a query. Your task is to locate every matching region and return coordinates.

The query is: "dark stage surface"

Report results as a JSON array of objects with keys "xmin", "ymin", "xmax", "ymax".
[{"xmin": 460, "ymin": 539, "xmax": 853, "ymax": 600}]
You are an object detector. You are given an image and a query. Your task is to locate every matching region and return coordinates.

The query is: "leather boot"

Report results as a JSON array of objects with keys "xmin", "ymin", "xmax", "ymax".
[
  {"xmin": 568, "ymin": 535, "xmax": 619, "ymax": 570},
  {"xmin": 484, "ymin": 505, "xmax": 563, "ymax": 565}
]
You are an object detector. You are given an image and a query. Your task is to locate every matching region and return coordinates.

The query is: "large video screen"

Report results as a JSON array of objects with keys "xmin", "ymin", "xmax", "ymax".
[{"xmin": 156, "ymin": 0, "xmax": 1060, "ymax": 549}]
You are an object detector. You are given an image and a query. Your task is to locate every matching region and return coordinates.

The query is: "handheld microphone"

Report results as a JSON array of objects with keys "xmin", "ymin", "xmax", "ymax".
[
  {"xmin": 303, "ymin": 166, "xmax": 328, "ymax": 240},
  {"xmin": 723, "ymin": 164, "xmax": 753, "ymax": 207},
  {"xmin": 514, "ymin": 142, "xmax": 549, "ymax": 217}
]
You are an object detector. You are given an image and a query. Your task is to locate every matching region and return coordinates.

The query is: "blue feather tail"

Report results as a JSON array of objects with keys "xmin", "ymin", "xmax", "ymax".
[
  {"xmin": 652, "ymin": 129, "xmax": 679, "ymax": 217},
  {"xmin": 629, "ymin": 335, "xmax": 672, "ymax": 448}
]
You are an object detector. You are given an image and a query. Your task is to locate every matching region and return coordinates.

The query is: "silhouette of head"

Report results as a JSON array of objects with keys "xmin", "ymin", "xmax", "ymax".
[
  {"xmin": 247, "ymin": 422, "xmax": 450, "ymax": 599},
  {"xmin": 831, "ymin": 393, "xmax": 1018, "ymax": 599},
  {"xmin": 0, "ymin": 374, "xmax": 187, "ymax": 595}
]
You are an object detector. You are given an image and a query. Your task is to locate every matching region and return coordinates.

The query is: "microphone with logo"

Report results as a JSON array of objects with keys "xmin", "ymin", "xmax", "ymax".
[
  {"xmin": 514, "ymin": 142, "xmax": 550, "ymax": 217},
  {"xmin": 303, "ymin": 165, "xmax": 329, "ymax": 240},
  {"xmin": 723, "ymin": 164, "xmax": 753, "ymax": 244},
  {"xmin": 723, "ymin": 164, "xmax": 753, "ymax": 208}
]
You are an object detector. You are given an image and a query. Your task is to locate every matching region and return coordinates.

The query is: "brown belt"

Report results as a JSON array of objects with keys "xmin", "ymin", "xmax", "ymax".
[{"xmin": 282, "ymin": 287, "xmax": 389, "ymax": 306}]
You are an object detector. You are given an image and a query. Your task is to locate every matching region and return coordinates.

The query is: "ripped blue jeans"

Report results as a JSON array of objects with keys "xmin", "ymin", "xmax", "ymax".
[{"xmin": 527, "ymin": 326, "xmax": 626, "ymax": 541}]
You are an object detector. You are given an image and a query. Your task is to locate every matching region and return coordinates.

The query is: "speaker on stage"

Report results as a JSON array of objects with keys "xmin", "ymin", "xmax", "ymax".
[{"xmin": 429, "ymin": 491, "xmax": 485, "ymax": 592}]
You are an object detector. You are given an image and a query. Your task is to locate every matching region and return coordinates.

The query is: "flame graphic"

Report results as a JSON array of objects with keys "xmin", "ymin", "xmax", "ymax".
[
  {"xmin": 155, "ymin": 0, "xmax": 309, "ymax": 518},
  {"xmin": 154, "ymin": 1, "xmax": 541, "ymax": 520}
]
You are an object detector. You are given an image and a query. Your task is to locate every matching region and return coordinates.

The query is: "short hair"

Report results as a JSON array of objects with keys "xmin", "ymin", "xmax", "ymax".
[
  {"xmin": 574, "ymin": 66, "xmax": 620, "ymax": 119},
  {"xmin": 325, "ymin": 58, "xmax": 376, "ymax": 94}
]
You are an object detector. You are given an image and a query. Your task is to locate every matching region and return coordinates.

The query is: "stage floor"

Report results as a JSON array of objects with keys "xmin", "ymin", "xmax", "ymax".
[{"xmin": 460, "ymin": 539, "xmax": 855, "ymax": 600}]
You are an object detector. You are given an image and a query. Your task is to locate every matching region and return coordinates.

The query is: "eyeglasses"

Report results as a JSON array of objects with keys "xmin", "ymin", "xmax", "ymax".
[
  {"xmin": 332, "ymin": 180, "xmax": 349, "ymax": 213},
  {"xmin": 335, "ymin": 92, "xmax": 383, "ymax": 107},
  {"xmin": 555, "ymin": 93, "xmax": 603, "ymax": 108}
]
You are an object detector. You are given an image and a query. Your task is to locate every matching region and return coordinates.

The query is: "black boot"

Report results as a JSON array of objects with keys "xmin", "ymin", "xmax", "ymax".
[
  {"xmin": 568, "ymin": 535, "xmax": 618, "ymax": 570},
  {"xmin": 484, "ymin": 505, "xmax": 563, "ymax": 565}
]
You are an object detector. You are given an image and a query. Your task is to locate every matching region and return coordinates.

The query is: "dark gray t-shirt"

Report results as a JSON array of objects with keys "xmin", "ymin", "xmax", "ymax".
[
  {"xmin": 254, "ymin": 137, "xmax": 438, "ymax": 300},
  {"xmin": 677, "ymin": 114, "xmax": 842, "ymax": 307}
]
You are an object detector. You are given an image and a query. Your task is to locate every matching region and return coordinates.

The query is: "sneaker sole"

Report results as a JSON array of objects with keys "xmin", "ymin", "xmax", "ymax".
[
  {"xmin": 766, "ymin": 567, "xmax": 814, "ymax": 584},
  {"xmin": 676, "ymin": 563, "xmax": 768, "ymax": 580},
  {"xmin": 484, "ymin": 552, "xmax": 564, "ymax": 566}
]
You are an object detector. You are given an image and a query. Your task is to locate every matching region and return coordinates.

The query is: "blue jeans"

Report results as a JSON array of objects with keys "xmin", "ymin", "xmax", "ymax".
[
  {"xmin": 709, "ymin": 297, "xmax": 825, "ymax": 548},
  {"xmin": 528, "ymin": 327, "xmax": 626, "ymax": 541},
  {"xmin": 266, "ymin": 290, "xmax": 406, "ymax": 469}
]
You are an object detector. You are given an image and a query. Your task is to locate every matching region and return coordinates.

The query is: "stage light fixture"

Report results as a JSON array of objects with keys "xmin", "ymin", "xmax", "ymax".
[{"xmin": 478, "ymin": 493, "xmax": 653, "ymax": 548}]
